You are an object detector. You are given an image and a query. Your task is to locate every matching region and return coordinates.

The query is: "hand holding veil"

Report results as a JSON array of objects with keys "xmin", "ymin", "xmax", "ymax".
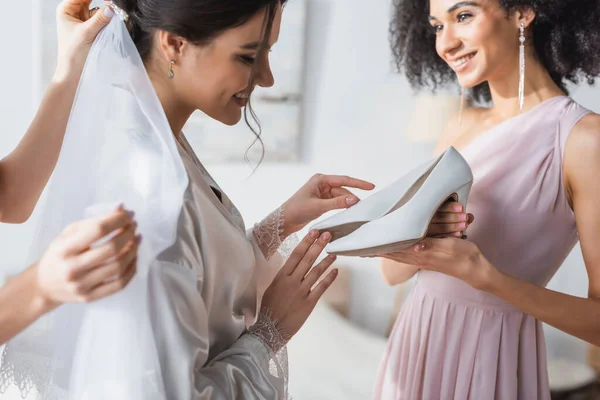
[{"xmin": 0, "ymin": 8, "xmax": 187, "ymax": 399}]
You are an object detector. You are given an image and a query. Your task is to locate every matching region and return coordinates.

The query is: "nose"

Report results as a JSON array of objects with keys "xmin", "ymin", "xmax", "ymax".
[
  {"xmin": 255, "ymin": 59, "xmax": 275, "ymax": 89},
  {"xmin": 437, "ymin": 25, "xmax": 462, "ymax": 58}
]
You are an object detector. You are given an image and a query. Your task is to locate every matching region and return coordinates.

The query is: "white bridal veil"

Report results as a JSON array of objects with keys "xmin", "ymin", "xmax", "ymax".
[{"xmin": 0, "ymin": 7, "xmax": 187, "ymax": 399}]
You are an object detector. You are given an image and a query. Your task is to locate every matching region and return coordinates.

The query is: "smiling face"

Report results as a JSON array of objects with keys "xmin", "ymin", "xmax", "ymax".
[
  {"xmin": 165, "ymin": 4, "xmax": 283, "ymax": 126},
  {"xmin": 428, "ymin": 0, "xmax": 524, "ymax": 89}
]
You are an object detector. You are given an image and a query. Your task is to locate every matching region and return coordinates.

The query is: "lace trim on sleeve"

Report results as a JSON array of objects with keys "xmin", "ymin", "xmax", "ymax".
[
  {"xmin": 247, "ymin": 309, "xmax": 289, "ymax": 400},
  {"xmin": 252, "ymin": 206, "xmax": 298, "ymax": 261}
]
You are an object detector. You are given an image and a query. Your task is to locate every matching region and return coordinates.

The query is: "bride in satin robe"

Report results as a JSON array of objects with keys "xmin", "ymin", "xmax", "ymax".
[{"xmin": 0, "ymin": 1, "xmax": 467, "ymax": 398}]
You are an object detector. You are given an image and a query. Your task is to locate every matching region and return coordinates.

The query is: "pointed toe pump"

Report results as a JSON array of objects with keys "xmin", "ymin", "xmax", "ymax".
[
  {"xmin": 320, "ymin": 146, "xmax": 473, "ymax": 257},
  {"xmin": 310, "ymin": 154, "xmax": 445, "ymax": 241}
]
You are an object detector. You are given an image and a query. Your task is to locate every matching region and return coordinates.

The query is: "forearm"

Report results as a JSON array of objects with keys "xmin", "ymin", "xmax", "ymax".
[
  {"xmin": 0, "ymin": 74, "xmax": 80, "ymax": 223},
  {"xmin": 380, "ymin": 259, "xmax": 419, "ymax": 286},
  {"xmin": 488, "ymin": 268, "xmax": 600, "ymax": 346},
  {"xmin": 0, "ymin": 265, "xmax": 55, "ymax": 345}
]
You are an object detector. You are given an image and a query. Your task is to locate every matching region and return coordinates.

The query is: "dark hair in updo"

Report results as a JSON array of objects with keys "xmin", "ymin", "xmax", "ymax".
[
  {"xmin": 113, "ymin": 0, "xmax": 288, "ymax": 164},
  {"xmin": 390, "ymin": 0, "xmax": 600, "ymax": 103}
]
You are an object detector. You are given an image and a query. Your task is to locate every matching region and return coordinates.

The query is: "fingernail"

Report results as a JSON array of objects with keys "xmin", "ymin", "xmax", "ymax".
[
  {"xmin": 454, "ymin": 231, "xmax": 462, "ymax": 237},
  {"xmin": 321, "ymin": 232, "xmax": 331, "ymax": 241},
  {"xmin": 459, "ymin": 222, "xmax": 467, "ymax": 229},
  {"xmin": 346, "ymin": 196, "xmax": 359, "ymax": 206},
  {"xmin": 415, "ymin": 242, "xmax": 426, "ymax": 252},
  {"xmin": 328, "ymin": 255, "xmax": 337, "ymax": 261},
  {"xmin": 128, "ymin": 210, "xmax": 135, "ymax": 219},
  {"xmin": 104, "ymin": 6, "xmax": 114, "ymax": 18},
  {"xmin": 136, "ymin": 234, "xmax": 142, "ymax": 244},
  {"xmin": 309, "ymin": 230, "xmax": 318, "ymax": 238},
  {"xmin": 454, "ymin": 204, "xmax": 463, "ymax": 212},
  {"xmin": 459, "ymin": 213, "xmax": 468, "ymax": 222}
]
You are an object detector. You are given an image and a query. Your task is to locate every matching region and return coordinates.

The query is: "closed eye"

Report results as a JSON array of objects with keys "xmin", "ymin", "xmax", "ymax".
[{"xmin": 239, "ymin": 55, "xmax": 256, "ymax": 65}]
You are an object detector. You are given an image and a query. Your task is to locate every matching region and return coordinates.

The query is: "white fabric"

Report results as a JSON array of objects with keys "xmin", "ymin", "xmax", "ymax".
[
  {"xmin": 150, "ymin": 135, "xmax": 287, "ymax": 399},
  {"xmin": 0, "ymin": 14, "xmax": 288, "ymax": 400},
  {"xmin": 0, "ymin": 14, "xmax": 187, "ymax": 400}
]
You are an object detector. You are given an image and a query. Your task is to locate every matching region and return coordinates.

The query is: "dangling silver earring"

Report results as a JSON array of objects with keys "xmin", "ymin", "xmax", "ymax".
[
  {"xmin": 519, "ymin": 22, "xmax": 525, "ymax": 111},
  {"xmin": 168, "ymin": 60, "xmax": 175, "ymax": 79},
  {"xmin": 459, "ymin": 87, "xmax": 465, "ymax": 127}
]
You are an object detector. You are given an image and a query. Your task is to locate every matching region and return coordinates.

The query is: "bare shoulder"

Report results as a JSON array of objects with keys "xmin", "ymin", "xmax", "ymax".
[
  {"xmin": 433, "ymin": 106, "xmax": 487, "ymax": 155},
  {"xmin": 571, "ymin": 112, "xmax": 600, "ymax": 135},
  {"xmin": 565, "ymin": 113, "xmax": 600, "ymax": 157},
  {"xmin": 564, "ymin": 112, "xmax": 600, "ymax": 192}
]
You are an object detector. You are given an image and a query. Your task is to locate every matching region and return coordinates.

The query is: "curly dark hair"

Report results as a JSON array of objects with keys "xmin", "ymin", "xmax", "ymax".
[{"xmin": 390, "ymin": 0, "xmax": 600, "ymax": 103}]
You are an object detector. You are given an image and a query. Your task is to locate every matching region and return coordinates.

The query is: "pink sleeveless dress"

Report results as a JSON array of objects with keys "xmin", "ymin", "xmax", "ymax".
[{"xmin": 374, "ymin": 96, "xmax": 592, "ymax": 400}]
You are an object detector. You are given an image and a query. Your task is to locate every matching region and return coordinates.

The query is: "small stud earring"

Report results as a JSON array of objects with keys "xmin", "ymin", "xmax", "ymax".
[{"xmin": 168, "ymin": 60, "xmax": 175, "ymax": 80}]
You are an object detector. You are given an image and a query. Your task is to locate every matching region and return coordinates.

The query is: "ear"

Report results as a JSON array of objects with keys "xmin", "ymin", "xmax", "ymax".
[
  {"xmin": 517, "ymin": 7, "xmax": 535, "ymax": 29},
  {"xmin": 157, "ymin": 30, "xmax": 186, "ymax": 63}
]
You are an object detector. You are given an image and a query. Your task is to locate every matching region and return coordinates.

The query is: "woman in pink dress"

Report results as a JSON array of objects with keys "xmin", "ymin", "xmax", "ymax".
[{"xmin": 375, "ymin": 0, "xmax": 600, "ymax": 399}]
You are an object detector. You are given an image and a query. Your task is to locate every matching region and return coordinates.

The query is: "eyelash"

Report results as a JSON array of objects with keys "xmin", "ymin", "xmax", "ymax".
[
  {"xmin": 432, "ymin": 12, "xmax": 473, "ymax": 33},
  {"xmin": 457, "ymin": 12, "xmax": 472, "ymax": 22},
  {"xmin": 239, "ymin": 55, "xmax": 256, "ymax": 65}
]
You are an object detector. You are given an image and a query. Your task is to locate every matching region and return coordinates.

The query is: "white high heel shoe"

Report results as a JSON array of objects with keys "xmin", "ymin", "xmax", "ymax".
[
  {"xmin": 310, "ymin": 154, "xmax": 444, "ymax": 241},
  {"xmin": 321, "ymin": 146, "xmax": 473, "ymax": 257}
]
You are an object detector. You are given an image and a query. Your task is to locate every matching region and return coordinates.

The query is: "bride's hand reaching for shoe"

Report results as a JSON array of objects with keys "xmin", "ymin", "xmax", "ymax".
[
  {"xmin": 258, "ymin": 229, "xmax": 337, "ymax": 343},
  {"xmin": 281, "ymin": 174, "xmax": 375, "ymax": 238}
]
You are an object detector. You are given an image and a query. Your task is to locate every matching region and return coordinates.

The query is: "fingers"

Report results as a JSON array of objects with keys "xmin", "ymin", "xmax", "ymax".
[
  {"xmin": 414, "ymin": 237, "xmax": 457, "ymax": 253},
  {"xmin": 414, "ymin": 238, "xmax": 432, "ymax": 253},
  {"xmin": 329, "ymin": 187, "xmax": 355, "ymax": 199},
  {"xmin": 85, "ymin": 258, "xmax": 138, "ymax": 302},
  {"xmin": 323, "ymin": 195, "xmax": 359, "ymax": 212},
  {"xmin": 83, "ymin": 4, "xmax": 114, "ymax": 36},
  {"xmin": 430, "ymin": 232, "xmax": 462, "ymax": 239},
  {"xmin": 88, "ymin": 6, "xmax": 100, "ymax": 20},
  {"xmin": 437, "ymin": 201, "xmax": 464, "ymax": 213},
  {"xmin": 73, "ymin": 222, "xmax": 138, "ymax": 272},
  {"xmin": 428, "ymin": 202, "xmax": 470, "ymax": 237},
  {"xmin": 78, "ymin": 238, "xmax": 139, "ymax": 292},
  {"xmin": 292, "ymin": 232, "xmax": 331, "ymax": 280},
  {"xmin": 327, "ymin": 187, "xmax": 363, "ymax": 210},
  {"xmin": 302, "ymin": 255, "xmax": 337, "ymax": 289},
  {"xmin": 57, "ymin": 0, "xmax": 93, "ymax": 19},
  {"xmin": 427, "ymin": 221, "xmax": 467, "ymax": 236},
  {"xmin": 316, "ymin": 174, "xmax": 375, "ymax": 191},
  {"xmin": 430, "ymin": 211, "xmax": 469, "ymax": 224},
  {"xmin": 281, "ymin": 230, "xmax": 320, "ymax": 275},
  {"xmin": 64, "ymin": 207, "xmax": 134, "ymax": 254},
  {"xmin": 308, "ymin": 269, "xmax": 338, "ymax": 302}
]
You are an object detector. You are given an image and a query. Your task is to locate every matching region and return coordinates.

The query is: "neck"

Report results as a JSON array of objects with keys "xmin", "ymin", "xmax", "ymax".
[
  {"xmin": 485, "ymin": 49, "xmax": 565, "ymax": 119},
  {"xmin": 147, "ymin": 64, "xmax": 194, "ymax": 140}
]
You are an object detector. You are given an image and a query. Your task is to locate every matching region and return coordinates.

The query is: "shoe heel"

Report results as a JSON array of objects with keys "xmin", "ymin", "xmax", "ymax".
[{"xmin": 453, "ymin": 182, "xmax": 472, "ymax": 209}]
